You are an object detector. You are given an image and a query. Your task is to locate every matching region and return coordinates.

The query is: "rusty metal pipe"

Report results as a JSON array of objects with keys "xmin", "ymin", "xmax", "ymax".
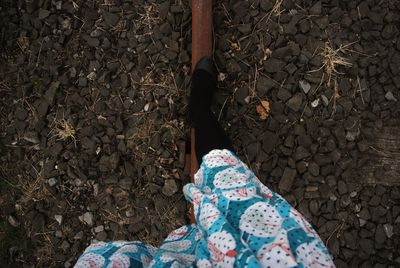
[{"xmin": 189, "ymin": 0, "xmax": 213, "ymax": 223}]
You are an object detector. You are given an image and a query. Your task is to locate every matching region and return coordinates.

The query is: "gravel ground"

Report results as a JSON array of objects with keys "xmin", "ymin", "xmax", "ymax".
[{"xmin": 1, "ymin": 0, "xmax": 399, "ymax": 267}]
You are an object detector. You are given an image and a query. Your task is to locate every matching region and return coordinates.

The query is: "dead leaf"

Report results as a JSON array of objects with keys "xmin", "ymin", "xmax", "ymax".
[{"xmin": 256, "ymin": 100, "xmax": 270, "ymax": 121}]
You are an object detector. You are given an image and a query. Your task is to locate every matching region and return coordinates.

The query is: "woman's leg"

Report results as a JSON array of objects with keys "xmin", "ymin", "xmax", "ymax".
[{"xmin": 189, "ymin": 58, "xmax": 235, "ymax": 165}]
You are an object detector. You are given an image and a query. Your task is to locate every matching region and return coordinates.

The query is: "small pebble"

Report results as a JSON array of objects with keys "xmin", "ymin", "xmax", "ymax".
[
  {"xmin": 299, "ymin": 80, "xmax": 311, "ymax": 94},
  {"xmin": 47, "ymin": 178, "xmax": 57, "ymax": 187},
  {"xmin": 79, "ymin": 212, "xmax": 94, "ymax": 226},
  {"xmin": 54, "ymin": 215, "xmax": 63, "ymax": 225},
  {"xmin": 311, "ymin": 99, "xmax": 320, "ymax": 108},
  {"xmin": 94, "ymin": 225, "xmax": 104, "ymax": 233},
  {"xmin": 385, "ymin": 91, "xmax": 397, "ymax": 101},
  {"xmin": 8, "ymin": 215, "xmax": 19, "ymax": 227},
  {"xmin": 383, "ymin": 224, "xmax": 394, "ymax": 238}
]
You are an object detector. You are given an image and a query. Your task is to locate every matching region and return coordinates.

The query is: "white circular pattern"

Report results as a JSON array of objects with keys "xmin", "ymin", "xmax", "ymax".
[
  {"xmin": 164, "ymin": 225, "xmax": 189, "ymax": 242},
  {"xmin": 197, "ymin": 259, "xmax": 213, "ymax": 268},
  {"xmin": 203, "ymin": 150, "xmax": 239, "ymax": 168},
  {"xmin": 160, "ymin": 240, "xmax": 192, "ymax": 252},
  {"xmin": 108, "ymin": 253, "xmax": 131, "ymax": 268},
  {"xmin": 214, "ymin": 167, "xmax": 249, "ymax": 189},
  {"xmin": 239, "ymin": 201, "xmax": 283, "ymax": 237},
  {"xmin": 256, "ymin": 229, "xmax": 297, "ymax": 267},
  {"xmin": 296, "ymin": 240, "xmax": 335, "ymax": 268},
  {"xmin": 199, "ymin": 203, "xmax": 221, "ymax": 230},
  {"xmin": 221, "ymin": 186, "xmax": 258, "ymax": 201},
  {"xmin": 208, "ymin": 231, "xmax": 237, "ymax": 268},
  {"xmin": 75, "ymin": 252, "xmax": 106, "ymax": 268}
]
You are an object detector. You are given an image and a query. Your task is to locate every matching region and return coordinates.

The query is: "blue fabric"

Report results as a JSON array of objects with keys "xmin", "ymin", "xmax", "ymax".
[{"xmin": 75, "ymin": 150, "xmax": 335, "ymax": 268}]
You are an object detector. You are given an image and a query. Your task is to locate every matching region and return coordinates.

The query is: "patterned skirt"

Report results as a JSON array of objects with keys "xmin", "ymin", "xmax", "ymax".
[{"xmin": 75, "ymin": 149, "xmax": 335, "ymax": 268}]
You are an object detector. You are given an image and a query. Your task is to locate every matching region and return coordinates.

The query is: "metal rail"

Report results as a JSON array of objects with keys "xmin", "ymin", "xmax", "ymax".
[{"xmin": 190, "ymin": 0, "xmax": 213, "ymax": 223}]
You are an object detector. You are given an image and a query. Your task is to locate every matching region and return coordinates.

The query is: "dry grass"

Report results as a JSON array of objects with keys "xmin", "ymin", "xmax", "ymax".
[
  {"xmin": 135, "ymin": 3, "xmax": 161, "ymax": 30},
  {"xmin": 0, "ymin": 160, "xmax": 49, "ymax": 204},
  {"xmin": 272, "ymin": 0, "xmax": 284, "ymax": 16},
  {"xmin": 35, "ymin": 233, "xmax": 56, "ymax": 267},
  {"xmin": 51, "ymin": 119, "xmax": 76, "ymax": 144},
  {"xmin": 18, "ymin": 175, "xmax": 49, "ymax": 203},
  {"xmin": 126, "ymin": 118, "xmax": 155, "ymax": 161},
  {"xmin": 17, "ymin": 36, "xmax": 30, "ymax": 53},
  {"xmin": 320, "ymin": 41, "xmax": 352, "ymax": 85}
]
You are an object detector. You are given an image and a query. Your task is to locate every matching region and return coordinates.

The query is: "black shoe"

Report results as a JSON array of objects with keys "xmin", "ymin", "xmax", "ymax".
[
  {"xmin": 189, "ymin": 57, "xmax": 218, "ymax": 127},
  {"xmin": 194, "ymin": 57, "xmax": 217, "ymax": 82}
]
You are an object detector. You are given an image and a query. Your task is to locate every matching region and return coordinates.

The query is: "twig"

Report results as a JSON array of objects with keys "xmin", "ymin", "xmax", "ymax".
[
  {"xmin": 218, "ymin": 97, "xmax": 229, "ymax": 121},
  {"xmin": 325, "ymin": 220, "xmax": 345, "ymax": 246},
  {"xmin": 331, "ymin": 79, "xmax": 340, "ymax": 117},
  {"xmin": 357, "ymin": 76, "xmax": 365, "ymax": 104},
  {"xmin": 35, "ymin": 40, "xmax": 43, "ymax": 68}
]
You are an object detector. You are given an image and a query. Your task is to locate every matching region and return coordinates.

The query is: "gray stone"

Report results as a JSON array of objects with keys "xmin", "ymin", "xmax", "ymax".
[
  {"xmin": 262, "ymin": 131, "xmax": 279, "ymax": 153},
  {"xmin": 162, "ymin": 179, "xmax": 178, "ymax": 196},
  {"xmin": 309, "ymin": 200, "xmax": 320, "ymax": 215},
  {"xmin": 238, "ymin": 24, "xmax": 252, "ymax": 34},
  {"xmin": 277, "ymin": 87, "xmax": 292, "ymax": 101},
  {"xmin": 293, "ymin": 146, "xmax": 311, "ymax": 161},
  {"xmin": 74, "ymin": 231, "xmax": 84, "ymax": 240},
  {"xmin": 38, "ymin": 9, "xmax": 51, "ymax": 19},
  {"xmin": 359, "ymin": 238, "xmax": 375, "ymax": 254},
  {"xmin": 321, "ymin": 95, "xmax": 329, "ymax": 106},
  {"xmin": 84, "ymin": 35, "xmax": 100, "ymax": 47},
  {"xmin": 226, "ymin": 60, "xmax": 241, "ymax": 73},
  {"xmin": 257, "ymin": 77, "xmax": 275, "ymax": 95},
  {"xmin": 109, "ymin": 152, "xmax": 120, "ymax": 170},
  {"xmin": 260, "ymin": 0, "xmax": 273, "ymax": 11},
  {"xmin": 79, "ymin": 212, "xmax": 94, "ymax": 226},
  {"xmin": 264, "ymin": 58, "xmax": 286, "ymax": 73},
  {"xmin": 102, "ymin": 11, "xmax": 120, "ymax": 27},
  {"xmin": 358, "ymin": 208, "xmax": 371, "ymax": 220},
  {"xmin": 310, "ymin": 1, "xmax": 322, "ymax": 15},
  {"xmin": 299, "ymin": 80, "xmax": 311, "ymax": 94},
  {"xmin": 15, "ymin": 107, "xmax": 28, "ymax": 120},
  {"xmin": 340, "ymin": 195, "xmax": 351, "ymax": 208},
  {"xmin": 383, "ymin": 224, "xmax": 394, "ymax": 238},
  {"xmin": 279, "ymin": 168, "xmax": 297, "ymax": 192},
  {"xmin": 368, "ymin": 195, "xmax": 380, "ymax": 206},
  {"xmin": 47, "ymin": 177, "xmax": 57, "ymax": 187},
  {"xmin": 54, "ymin": 215, "xmax": 63, "ymax": 225},
  {"xmin": 385, "ymin": 91, "xmax": 397, "ymax": 101},
  {"xmin": 308, "ymin": 161, "xmax": 320, "ymax": 176},
  {"xmin": 375, "ymin": 224, "xmax": 386, "ymax": 244},
  {"xmin": 337, "ymin": 180, "xmax": 348, "ymax": 195},
  {"xmin": 286, "ymin": 93, "xmax": 303, "ymax": 112},
  {"xmin": 94, "ymin": 225, "xmax": 104, "ymax": 233},
  {"xmin": 119, "ymin": 177, "xmax": 132, "ymax": 191},
  {"xmin": 23, "ymin": 132, "xmax": 40, "ymax": 144},
  {"xmin": 96, "ymin": 231, "xmax": 108, "ymax": 241},
  {"xmin": 8, "ymin": 215, "xmax": 19, "ymax": 227},
  {"xmin": 60, "ymin": 240, "xmax": 70, "ymax": 251}
]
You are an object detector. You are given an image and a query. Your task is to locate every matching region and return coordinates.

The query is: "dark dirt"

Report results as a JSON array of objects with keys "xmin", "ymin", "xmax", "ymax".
[{"xmin": 1, "ymin": 0, "xmax": 400, "ymax": 267}]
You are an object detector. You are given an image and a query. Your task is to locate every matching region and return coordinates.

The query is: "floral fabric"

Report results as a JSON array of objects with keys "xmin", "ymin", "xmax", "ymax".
[{"xmin": 75, "ymin": 149, "xmax": 335, "ymax": 268}]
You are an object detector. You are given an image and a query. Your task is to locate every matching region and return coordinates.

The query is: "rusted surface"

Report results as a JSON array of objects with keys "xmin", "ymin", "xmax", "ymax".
[
  {"xmin": 190, "ymin": 0, "xmax": 213, "ymax": 223},
  {"xmin": 191, "ymin": 0, "xmax": 213, "ymax": 69}
]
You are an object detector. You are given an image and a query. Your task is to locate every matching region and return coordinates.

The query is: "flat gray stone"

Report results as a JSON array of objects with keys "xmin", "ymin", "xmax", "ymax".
[{"xmin": 279, "ymin": 168, "xmax": 297, "ymax": 192}]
